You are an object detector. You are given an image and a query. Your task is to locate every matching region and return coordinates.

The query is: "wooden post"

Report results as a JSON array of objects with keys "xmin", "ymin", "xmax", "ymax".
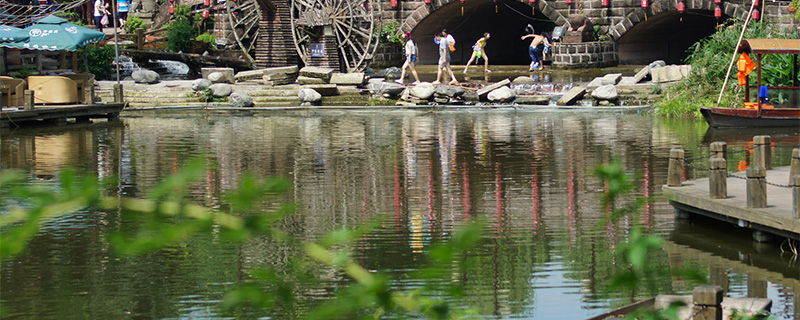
[
  {"xmin": 709, "ymin": 158, "xmax": 727, "ymax": 199},
  {"xmin": 23, "ymin": 90, "xmax": 34, "ymax": 110},
  {"xmin": 790, "ymin": 148, "xmax": 799, "ymax": 186},
  {"xmin": 752, "ymin": 135, "xmax": 772, "ymax": 170},
  {"xmin": 668, "ymin": 148, "xmax": 685, "ymax": 187},
  {"xmin": 710, "ymin": 142, "xmax": 727, "ymax": 160},
  {"xmin": 85, "ymin": 82, "xmax": 95, "ymax": 104},
  {"xmin": 136, "ymin": 28, "xmax": 144, "ymax": 50},
  {"xmin": 692, "ymin": 285, "xmax": 723, "ymax": 320},
  {"xmin": 746, "ymin": 166, "xmax": 767, "ymax": 209},
  {"xmin": 793, "ymin": 175, "xmax": 800, "ymax": 220},
  {"xmin": 113, "ymin": 84, "xmax": 124, "ymax": 103}
]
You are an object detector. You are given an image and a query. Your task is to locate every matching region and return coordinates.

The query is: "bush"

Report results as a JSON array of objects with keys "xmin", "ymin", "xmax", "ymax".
[
  {"xmin": 196, "ymin": 32, "xmax": 216, "ymax": 43},
  {"xmin": 79, "ymin": 45, "xmax": 115, "ymax": 80},
  {"xmin": 166, "ymin": 5, "xmax": 214, "ymax": 52},
  {"xmin": 654, "ymin": 20, "xmax": 799, "ymax": 117},
  {"xmin": 123, "ymin": 16, "xmax": 149, "ymax": 34},
  {"xmin": 378, "ymin": 21, "xmax": 403, "ymax": 46}
]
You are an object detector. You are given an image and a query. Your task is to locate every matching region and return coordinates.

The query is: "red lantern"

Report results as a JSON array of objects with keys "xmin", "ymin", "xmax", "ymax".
[
  {"xmin": 204, "ymin": 0, "xmax": 211, "ymax": 6},
  {"xmin": 714, "ymin": 5, "xmax": 721, "ymax": 18},
  {"xmin": 677, "ymin": 1, "xmax": 684, "ymax": 13},
  {"xmin": 641, "ymin": 0, "xmax": 648, "ymax": 8},
  {"xmin": 529, "ymin": 0, "xmax": 535, "ymax": 4},
  {"xmin": 602, "ymin": 0, "xmax": 609, "ymax": 7},
  {"xmin": 203, "ymin": 9, "xmax": 210, "ymax": 18},
  {"xmin": 460, "ymin": 0, "xmax": 465, "ymax": 3},
  {"xmin": 752, "ymin": 0, "xmax": 758, "ymax": 6},
  {"xmin": 390, "ymin": 0, "xmax": 397, "ymax": 8},
  {"xmin": 168, "ymin": 4, "xmax": 174, "ymax": 14},
  {"xmin": 425, "ymin": 0, "xmax": 430, "ymax": 4},
  {"xmin": 790, "ymin": 5, "xmax": 796, "ymax": 12},
  {"xmin": 565, "ymin": 0, "xmax": 572, "ymax": 5},
  {"xmin": 752, "ymin": 8, "xmax": 759, "ymax": 19},
  {"xmin": 714, "ymin": 0, "xmax": 721, "ymax": 4}
]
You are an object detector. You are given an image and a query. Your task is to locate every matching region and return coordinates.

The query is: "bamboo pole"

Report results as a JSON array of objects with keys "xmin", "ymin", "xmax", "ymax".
[{"xmin": 715, "ymin": 0, "xmax": 757, "ymax": 107}]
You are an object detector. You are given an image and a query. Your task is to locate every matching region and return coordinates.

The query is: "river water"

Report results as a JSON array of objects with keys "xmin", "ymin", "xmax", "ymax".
[{"xmin": 1, "ymin": 110, "xmax": 798, "ymax": 319}]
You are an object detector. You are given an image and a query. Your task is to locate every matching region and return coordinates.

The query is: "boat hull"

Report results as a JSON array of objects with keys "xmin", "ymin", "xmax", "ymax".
[{"xmin": 700, "ymin": 106, "xmax": 800, "ymax": 128}]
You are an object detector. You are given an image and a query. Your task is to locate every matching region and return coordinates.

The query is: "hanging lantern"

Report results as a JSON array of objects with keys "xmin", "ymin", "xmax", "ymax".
[
  {"xmin": 203, "ymin": 9, "xmax": 210, "ymax": 18},
  {"xmin": 641, "ymin": 0, "xmax": 647, "ymax": 8},
  {"xmin": 461, "ymin": 0, "xmax": 465, "ymax": 15},
  {"xmin": 714, "ymin": 0, "xmax": 721, "ymax": 4},
  {"xmin": 789, "ymin": 5, "xmax": 796, "ymax": 12},
  {"xmin": 602, "ymin": 0, "xmax": 609, "ymax": 7},
  {"xmin": 168, "ymin": 4, "xmax": 174, "ymax": 13},
  {"xmin": 752, "ymin": 0, "xmax": 758, "ymax": 6},
  {"xmin": 424, "ymin": 0, "xmax": 430, "ymax": 4},
  {"xmin": 565, "ymin": 0, "xmax": 572, "ymax": 5},
  {"xmin": 529, "ymin": 0, "xmax": 535, "ymax": 14},
  {"xmin": 204, "ymin": 0, "xmax": 211, "ymax": 6},
  {"xmin": 390, "ymin": 0, "xmax": 397, "ymax": 8},
  {"xmin": 677, "ymin": 1, "xmax": 684, "ymax": 21},
  {"xmin": 714, "ymin": 5, "xmax": 721, "ymax": 18},
  {"xmin": 752, "ymin": 8, "xmax": 759, "ymax": 19}
]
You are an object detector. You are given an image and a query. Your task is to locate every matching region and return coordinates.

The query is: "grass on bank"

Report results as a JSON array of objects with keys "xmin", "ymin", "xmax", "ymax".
[{"xmin": 654, "ymin": 20, "xmax": 800, "ymax": 118}]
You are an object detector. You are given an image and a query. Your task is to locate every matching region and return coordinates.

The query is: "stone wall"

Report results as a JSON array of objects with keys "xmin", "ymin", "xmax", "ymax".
[
  {"xmin": 552, "ymin": 41, "xmax": 618, "ymax": 69},
  {"xmin": 370, "ymin": 43, "xmax": 404, "ymax": 69}
]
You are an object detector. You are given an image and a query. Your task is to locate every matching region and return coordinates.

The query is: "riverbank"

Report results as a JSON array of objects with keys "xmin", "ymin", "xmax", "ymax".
[{"xmin": 96, "ymin": 65, "xmax": 667, "ymax": 109}]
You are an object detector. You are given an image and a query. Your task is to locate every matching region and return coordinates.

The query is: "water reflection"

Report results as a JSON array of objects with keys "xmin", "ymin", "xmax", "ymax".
[{"xmin": 1, "ymin": 112, "xmax": 797, "ymax": 319}]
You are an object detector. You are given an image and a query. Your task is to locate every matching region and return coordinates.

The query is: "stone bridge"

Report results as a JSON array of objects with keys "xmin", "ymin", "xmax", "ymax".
[{"xmin": 254, "ymin": 0, "xmax": 797, "ymax": 69}]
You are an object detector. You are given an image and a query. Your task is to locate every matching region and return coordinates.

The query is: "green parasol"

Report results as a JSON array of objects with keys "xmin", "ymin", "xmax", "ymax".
[
  {"xmin": 0, "ymin": 24, "xmax": 29, "ymax": 42},
  {"xmin": 0, "ymin": 15, "xmax": 105, "ymax": 51}
]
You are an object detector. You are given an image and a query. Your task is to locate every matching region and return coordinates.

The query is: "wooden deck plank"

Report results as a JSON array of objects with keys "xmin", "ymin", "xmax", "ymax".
[
  {"xmin": 663, "ymin": 166, "xmax": 800, "ymax": 240},
  {"xmin": 1, "ymin": 103, "xmax": 125, "ymax": 128}
]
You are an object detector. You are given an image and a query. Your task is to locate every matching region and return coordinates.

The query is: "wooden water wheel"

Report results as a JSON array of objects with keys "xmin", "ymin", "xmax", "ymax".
[{"xmin": 290, "ymin": 0, "xmax": 382, "ymax": 72}]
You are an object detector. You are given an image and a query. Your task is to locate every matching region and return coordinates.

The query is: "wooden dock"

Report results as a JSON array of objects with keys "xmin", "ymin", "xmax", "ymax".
[
  {"xmin": 0, "ymin": 103, "xmax": 125, "ymax": 128},
  {"xmin": 663, "ymin": 164, "xmax": 800, "ymax": 241}
]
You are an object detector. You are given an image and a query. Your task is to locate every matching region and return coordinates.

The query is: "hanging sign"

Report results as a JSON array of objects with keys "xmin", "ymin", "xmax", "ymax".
[{"xmin": 310, "ymin": 43, "xmax": 325, "ymax": 57}]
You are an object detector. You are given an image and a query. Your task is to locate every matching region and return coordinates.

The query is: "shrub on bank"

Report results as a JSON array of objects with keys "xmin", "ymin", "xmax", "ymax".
[{"xmin": 654, "ymin": 20, "xmax": 799, "ymax": 118}]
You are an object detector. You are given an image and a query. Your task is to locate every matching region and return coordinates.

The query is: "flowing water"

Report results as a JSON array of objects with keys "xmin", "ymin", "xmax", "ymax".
[{"xmin": 1, "ymin": 110, "xmax": 798, "ymax": 319}]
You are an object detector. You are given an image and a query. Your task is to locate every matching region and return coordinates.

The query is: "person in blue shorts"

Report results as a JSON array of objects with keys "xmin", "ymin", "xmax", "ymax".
[
  {"xmin": 398, "ymin": 32, "xmax": 421, "ymax": 84},
  {"xmin": 521, "ymin": 32, "xmax": 546, "ymax": 72}
]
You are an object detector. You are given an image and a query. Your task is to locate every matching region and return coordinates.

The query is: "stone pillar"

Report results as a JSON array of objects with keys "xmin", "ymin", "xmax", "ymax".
[
  {"xmin": 23, "ymin": 90, "xmax": 34, "ymax": 110},
  {"xmin": 692, "ymin": 285, "xmax": 723, "ymax": 320},
  {"xmin": 752, "ymin": 135, "xmax": 772, "ymax": 170},
  {"xmin": 710, "ymin": 142, "xmax": 727, "ymax": 161},
  {"xmin": 113, "ymin": 84, "xmax": 124, "ymax": 103},
  {"xmin": 790, "ymin": 148, "xmax": 799, "ymax": 186},
  {"xmin": 668, "ymin": 148, "xmax": 684, "ymax": 187},
  {"xmin": 793, "ymin": 175, "xmax": 800, "ymax": 219},
  {"xmin": 746, "ymin": 166, "xmax": 767, "ymax": 208},
  {"xmin": 709, "ymin": 158, "xmax": 727, "ymax": 199}
]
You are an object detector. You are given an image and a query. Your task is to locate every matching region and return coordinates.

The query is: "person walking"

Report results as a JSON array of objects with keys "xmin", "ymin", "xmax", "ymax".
[
  {"xmin": 433, "ymin": 33, "xmax": 458, "ymax": 85},
  {"xmin": 521, "ymin": 32, "xmax": 546, "ymax": 72},
  {"xmin": 397, "ymin": 32, "xmax": 421, "ymax": 85},
  {"xmin": 117, "ymin": 0, "xmax": 130, "ymax": 28},
  {"xmin": 93, "ymin": 0, "xmax": 110, "ymax": 31},
  {"xmin": 463, "ymin": 32, "xmax": 491, "ymax": 73}
]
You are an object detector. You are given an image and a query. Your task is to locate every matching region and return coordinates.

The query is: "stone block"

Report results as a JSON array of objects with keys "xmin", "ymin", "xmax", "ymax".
[
  {"xmin": 591, "ymin": 84, "xmax": 618, "ymax": 100},
  {"xmin": 515, "ymin": 95, "xmax": 550, "ymax": 105},
  {"xmin": 557, "ymin": 86, "xmax": 586, "ymax": 105},
  {"xmin": 477, "ymin": 78, "xmax": 511, "ymax": 97},
  {"xmin": 201, "ymin": 67, "xmax": 234, "ymax": 84},
  {"xmin": 652, "ymin": 65, "xmax": 692, "ymax": 83},
  {"xmin": 601, "ymin": 73, "xmax": 622, "ymax": 85},
  {"xmin": 330, "ymin": 72, "xmax": 366, "ymax": 86},
  {"xmin": 297, "ymin": 75, "xmax": 328, "ymax": 85},
  {"xmin": 299, "ymin": 66, "xmax": 335, "ymax": 82}
]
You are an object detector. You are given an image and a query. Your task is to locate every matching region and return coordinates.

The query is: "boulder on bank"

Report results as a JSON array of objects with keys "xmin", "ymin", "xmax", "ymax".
[
  {"xmin": 207, "ymin": 71, "xmax": 227, "ymax": 84},
  {"xmin": 434, "ymin": 85, "xmax": 465, "ymax": 98},
  {"xmin": 367, "ymin": 81, "xmax": 405, "ymax": 97},
  {"xmin": 298, "ymin": 88, "xmax": 322, "ymax": 105},
  {"xmin": 409, "ymin": 82, "xmax": 435, "ymax": 100},
  {"xmin": 209, "ymin": 83, "xmax": 232, "ymax": 97},
  {"xmin": 201, "ymin": 67, "xmax": 234, "ymax": 83},
  {"xmin": 376, "ymin": 67, "xmax": 402, "ymax": 80},
  {"xmin": 477, "ymin": 79, "xmax": 511, "ymax": 98},
  {"xmin": 591, "ymin": 84, "xmax": 618, "ymax": 100},
  {"xmin": 229, "ymin": 92, "xmax": 254, "ymax": 107},
  {"xmin": 487, "ymin": 86, "xmax": 515, "ymax": 102},
  {"xmin": 132, "ymin": 69, "xmax": 160, "ymax": 84},
  {"xmin": 192, "ymin": 78, "xmax": 212, "ymax": 91}
]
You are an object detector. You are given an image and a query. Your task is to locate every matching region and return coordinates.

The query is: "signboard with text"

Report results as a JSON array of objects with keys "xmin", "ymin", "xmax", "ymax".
[{"xmin": 310, "ymin": 44, "xmax": 325, "ymax": 58}]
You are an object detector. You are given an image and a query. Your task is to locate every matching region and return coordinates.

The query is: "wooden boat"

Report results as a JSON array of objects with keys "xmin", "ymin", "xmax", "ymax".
[{"xmin": 700, "ymin": 38, "xmax": 800, "ymax": 128}]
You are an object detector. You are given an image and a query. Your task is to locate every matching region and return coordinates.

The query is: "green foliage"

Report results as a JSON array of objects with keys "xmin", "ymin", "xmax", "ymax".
[
  {"xmin": 791, "ymin": 0, "xmax": 800, "ymax": 20},
  {"xmin": 166, "ymin": 5, "xmax": 213, "ymax": 52},
  {"xmin": 379, "ymin": 21, "xmax": 403, "ymax": 45},
  {"xmin": 11, "ymin": 65, "xmax": 35, "ymax": 79},
  {"xmin": 199, "ymin": 88, "xmax": 226, "ymax": 102},
  {"xmin": 78, "ymin": 45, "xmax": 115, "ymax": 80},
  {"xmin": 123, "ymin": 16, "xmax": 149, "ymax": 34},
  {"xmin": 654, "ymin": 20, "xmax": 799, "ymax": 117},
  {"xmin": 55, "ymin": 11, "xmax": 83, "ymax": 25},
  {"xmin": 196, "ymin": 32, "xmax": 216, "ymax": 43}
]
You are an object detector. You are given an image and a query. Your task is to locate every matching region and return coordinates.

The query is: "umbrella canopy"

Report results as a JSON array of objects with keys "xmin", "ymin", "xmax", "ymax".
[
  {"xmin": 0, "ymin": 15, "xmax": 105, "ymax": 51},
  {"xmin": 0, "ymin": 24, "xmax": 29, "ymax": 42}
]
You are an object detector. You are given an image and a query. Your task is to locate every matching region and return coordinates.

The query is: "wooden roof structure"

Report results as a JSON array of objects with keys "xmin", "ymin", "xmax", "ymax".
[{"xmin": 737, "ymin": 39, "xmax": 800, "ymax": 55}]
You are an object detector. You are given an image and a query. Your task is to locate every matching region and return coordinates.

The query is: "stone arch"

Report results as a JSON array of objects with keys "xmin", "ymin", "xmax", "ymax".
[
  {"xmin": 609, "ymin": 0, "xmax": 750, "ymax": 40},
  {"xmin": 398, "ymin": 0, "xmax": 567, "ymax": 33}
]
